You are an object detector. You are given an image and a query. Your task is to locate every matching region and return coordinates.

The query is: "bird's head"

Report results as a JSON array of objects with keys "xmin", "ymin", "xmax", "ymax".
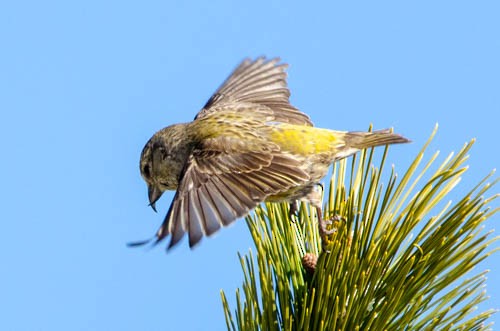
[{"xmin": 139, "ymin": 124, "xmax": 190, "ymax": 212}]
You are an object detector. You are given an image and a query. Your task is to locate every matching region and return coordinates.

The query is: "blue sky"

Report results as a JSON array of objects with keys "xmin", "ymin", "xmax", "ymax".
[{"xmin": 1, "ymin": 1, "xmax": 499, "ymax": 330}]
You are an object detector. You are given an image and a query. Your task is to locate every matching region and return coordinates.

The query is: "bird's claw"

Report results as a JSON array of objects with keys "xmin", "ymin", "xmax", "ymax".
[
  {"xmin": 318, "ymin": 214, "xmax": 346, "ymax": 251},
  {"xmin": 319, "ymin": 219, "xmax": 336, "ymax": 236}
]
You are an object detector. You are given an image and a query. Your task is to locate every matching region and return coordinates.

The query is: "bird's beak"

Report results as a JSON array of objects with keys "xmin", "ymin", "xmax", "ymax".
[{"xmin": 148, "ymin": 185, "xmax": 163, "ymax": 212}]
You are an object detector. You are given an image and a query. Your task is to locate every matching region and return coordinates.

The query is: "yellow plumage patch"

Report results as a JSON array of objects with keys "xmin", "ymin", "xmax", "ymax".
[
  {"xmin": 191, "ymin": 111, "xmax": 346, "ymax": 156},
  {"xmin": 269, "ymin": 124, "xmax": 344, "ymax": 155}
]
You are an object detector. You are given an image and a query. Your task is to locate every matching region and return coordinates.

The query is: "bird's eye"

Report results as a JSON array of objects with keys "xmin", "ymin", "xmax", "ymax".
[{"xmin": 143, "ymin": 164, "xmax": 151, "ymax": 178}]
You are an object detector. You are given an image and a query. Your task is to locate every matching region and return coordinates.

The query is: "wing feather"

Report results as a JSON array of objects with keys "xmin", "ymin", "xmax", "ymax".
[
  {"xmin": 198, "ymin": 186, "xmax": 222, "ymax": 234},
  {"xmin": 216, "ymin": 58, "xmax": 280, "ymax": 98},
  {"xmin": 156, "ymin": 148, "xmax": 310, "ymax": 249},
  {"xmin": 187, "ymin": 190, "xmax": 203, "ymax": 247},
  {"xmin": 195, "ymin": 57, "xmax": 313, "ymax": 126}
]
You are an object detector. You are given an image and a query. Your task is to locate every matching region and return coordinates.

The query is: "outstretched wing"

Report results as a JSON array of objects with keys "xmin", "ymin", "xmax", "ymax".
[
  {"xmin": 154, "ymin": 139, "xmax": 310, "ymax": 249},
  {"xmin": 195, "ymin": 57, "xmax": 313, "ymax": 126}
]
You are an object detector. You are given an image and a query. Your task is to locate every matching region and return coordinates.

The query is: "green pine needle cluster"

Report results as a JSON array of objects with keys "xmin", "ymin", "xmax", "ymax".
[{"xmin": 221, "ymin": 126, "xmax": 499, "ymax": 330}]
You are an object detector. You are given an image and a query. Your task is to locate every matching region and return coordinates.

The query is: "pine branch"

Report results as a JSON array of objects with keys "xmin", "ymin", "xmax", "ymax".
[{"xmin": 221, "ymin": 126, "xmax": 499, "ymax": 330}]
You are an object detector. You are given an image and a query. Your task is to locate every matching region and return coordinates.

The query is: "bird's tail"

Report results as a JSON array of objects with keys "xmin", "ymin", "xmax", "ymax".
[{"xmin": 345, "ymin": 129, "xmax": 410, "ymax": 150}]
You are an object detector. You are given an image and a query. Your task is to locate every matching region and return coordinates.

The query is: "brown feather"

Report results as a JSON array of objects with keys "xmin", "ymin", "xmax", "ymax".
[
  {"xmin": 346, "ymin": 129, "xmax": 411, "ymax": 150},
  {"xmin": 156, "ymin": 148, "xmax": 309, "ymax": 249},
  {"xmin": 195, "ymin": 57, "xmax": 313, "ymax": 126}
]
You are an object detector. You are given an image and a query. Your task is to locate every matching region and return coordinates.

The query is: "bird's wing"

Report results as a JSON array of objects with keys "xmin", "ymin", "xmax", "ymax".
[
  {"xmin": 194, "ymin": 57, "xmax": 313, "ymax": 126},
  {"xmin": 154, "ymin": 139, "xmax": 310, "ymax": 249}
]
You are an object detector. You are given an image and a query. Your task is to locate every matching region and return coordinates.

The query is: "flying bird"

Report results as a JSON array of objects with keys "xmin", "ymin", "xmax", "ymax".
[{"xmin": 132, "ymin": 57, "xmax": 410, "ymax": 250}]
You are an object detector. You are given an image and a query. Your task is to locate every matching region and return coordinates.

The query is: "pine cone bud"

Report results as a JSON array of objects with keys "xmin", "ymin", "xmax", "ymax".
[{"xmin": 302, "ymin": 253, "xmax": 318, "ymax": 275}]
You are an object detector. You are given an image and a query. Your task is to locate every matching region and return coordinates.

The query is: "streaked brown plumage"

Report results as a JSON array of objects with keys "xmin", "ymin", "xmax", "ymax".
[{"xmin": 133, "ymin": 57, "xmax": 410, "ymax": 250}]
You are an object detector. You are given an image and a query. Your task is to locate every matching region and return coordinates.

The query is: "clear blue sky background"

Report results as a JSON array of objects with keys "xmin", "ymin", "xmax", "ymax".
[{"xmin": 1, "ymin": 1, "xmax": 499, "ymax": 330}]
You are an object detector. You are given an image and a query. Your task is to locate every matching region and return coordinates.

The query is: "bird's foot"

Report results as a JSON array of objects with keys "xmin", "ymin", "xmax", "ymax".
[
  {"xmin": 319, "ymin": 217, "xmax": 336, "ymax": 237},
  {"xmin": 317, "ymin": 211, "xmax": 346, "ymax": 251}
]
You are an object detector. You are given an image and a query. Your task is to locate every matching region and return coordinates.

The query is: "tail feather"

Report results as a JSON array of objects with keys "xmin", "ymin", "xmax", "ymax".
[{"xmin": 345, "ymin": 129, "xmax": 411, "ymax": 150}]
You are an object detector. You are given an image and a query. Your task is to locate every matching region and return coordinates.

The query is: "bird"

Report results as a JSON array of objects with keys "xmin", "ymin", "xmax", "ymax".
[{"xmin": 132, "ymin": 57, "xmax": 410, "ymax": 250}]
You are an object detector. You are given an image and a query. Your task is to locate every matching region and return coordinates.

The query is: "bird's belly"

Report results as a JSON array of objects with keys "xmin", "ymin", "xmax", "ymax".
[
  {"xmin": 265, "ymin": 185, "xmax": 312, "ymax": 202},
  {"xmin": 264, "ymin": 155, "xmax": 330, "ymax": 204}
]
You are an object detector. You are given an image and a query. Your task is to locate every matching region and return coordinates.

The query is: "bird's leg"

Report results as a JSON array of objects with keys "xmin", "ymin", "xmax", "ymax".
[
  {"xmin": 316, "ymin": 207, "xmax": 335, "ymax": 239},
  {"xmin": 289, "ymin": 201, "xmax": 300, "ymax": 222},
  {"xmin": 304, "ymin": 183, "xmax": 335, "ymax": 250}
]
